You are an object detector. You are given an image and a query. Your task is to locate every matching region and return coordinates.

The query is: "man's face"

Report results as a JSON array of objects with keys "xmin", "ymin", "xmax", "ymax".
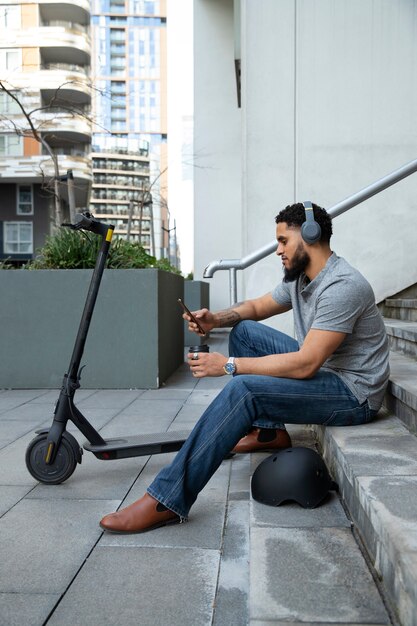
[{"xmin": 276, "ymin": 222, "xmax": 310, "ymax": 282}]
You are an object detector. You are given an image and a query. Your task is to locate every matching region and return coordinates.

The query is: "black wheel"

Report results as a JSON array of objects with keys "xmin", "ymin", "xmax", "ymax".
[{"xmin": 25, "ymin": 432, "xmax": 81, "ymax": 484}]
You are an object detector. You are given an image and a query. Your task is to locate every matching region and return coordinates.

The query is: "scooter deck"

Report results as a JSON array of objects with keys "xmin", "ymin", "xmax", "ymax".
[{"xmin": 83, "ymin": 430, "xmax": 190, "ymax": 460}]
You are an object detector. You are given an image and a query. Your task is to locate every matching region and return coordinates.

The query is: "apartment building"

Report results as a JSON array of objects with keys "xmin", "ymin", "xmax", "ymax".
[
  {"xmin": 0, "ymin": 0, "xmax": 92, "ymax": 262},
  {"xmin": 90, "ymin": 144, "xmax": 153, "ymax": 250},
  {"xmin": 90, "ymin": 0, "xmax": 169, "ymax": 258}
]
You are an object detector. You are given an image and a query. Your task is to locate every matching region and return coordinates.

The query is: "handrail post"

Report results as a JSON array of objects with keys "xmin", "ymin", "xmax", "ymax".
[{"xmin": 229, "ymin": 268, "xmax": 237, "ymax": 305}]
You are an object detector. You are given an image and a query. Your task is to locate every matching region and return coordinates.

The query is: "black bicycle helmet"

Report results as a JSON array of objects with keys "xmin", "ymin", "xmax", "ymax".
[{"xmin": 251, "ymin": 447, "xmax": 338, "ymax": 508}]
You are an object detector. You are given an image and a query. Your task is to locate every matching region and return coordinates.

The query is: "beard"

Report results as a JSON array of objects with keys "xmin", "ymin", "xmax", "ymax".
[{"xmin": 283, "ymin": 244, "xmax": 310, "ymax": 282}]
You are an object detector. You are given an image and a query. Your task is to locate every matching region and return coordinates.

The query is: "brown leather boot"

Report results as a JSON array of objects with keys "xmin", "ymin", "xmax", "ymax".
[
  {"xmin": 99, "ymin": 493, "xmax": 182, "ymax": 534},
  {"xmin": 232, "ymin": 428, "xmax": 292, "ymax": 454}
]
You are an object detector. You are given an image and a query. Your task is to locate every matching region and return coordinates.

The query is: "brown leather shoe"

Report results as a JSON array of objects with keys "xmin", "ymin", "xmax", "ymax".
[
  {"xmin": 232, "ymin": 428, "xmax": 292, "ymax": 453},
  {"xmin": 99, "ymin": 493, "xmax": 182, "ymax": 534}
]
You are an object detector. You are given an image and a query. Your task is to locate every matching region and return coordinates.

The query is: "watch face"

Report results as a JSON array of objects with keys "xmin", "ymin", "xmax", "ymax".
[{"xmin": 224, "ymin": 362, "xmax": 236, "ymax": 375}]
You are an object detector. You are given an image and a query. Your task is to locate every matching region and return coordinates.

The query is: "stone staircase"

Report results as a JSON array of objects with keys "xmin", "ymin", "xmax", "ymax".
[{"xmin": 314, "ymin": 287, "xmax": 417, "ymax": 626}]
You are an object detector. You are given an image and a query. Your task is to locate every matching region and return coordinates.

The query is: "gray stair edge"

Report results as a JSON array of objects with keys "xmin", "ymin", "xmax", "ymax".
[
  {"xmin": 385, "ymin": 299, "xmax": 417, "ymax": 308},
  {"xmin": 384, "ymin": 318, "xmax": 417, "ymax": 341},
  {"xmin": 384, "ymin": 351, "xmax": 417, "ymax": 434},
  {"xmin": 313, "ymin": 415, "xmax": 417, "ymax": 626}
]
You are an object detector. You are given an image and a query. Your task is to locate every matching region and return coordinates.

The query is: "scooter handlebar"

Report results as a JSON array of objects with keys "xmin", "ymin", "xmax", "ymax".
[
  {"xmin": 73, "ymin": 212, "xmax": 95, "ymax": 230},
  {"xmin": 69, "ymin": 212, "xmax": 114, "ymax": 237}
]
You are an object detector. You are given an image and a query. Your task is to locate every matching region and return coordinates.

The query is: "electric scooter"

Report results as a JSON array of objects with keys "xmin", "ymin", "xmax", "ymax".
[{"xmin": 25, "ymin": 212, "xmax": 189, "ymax": 484}]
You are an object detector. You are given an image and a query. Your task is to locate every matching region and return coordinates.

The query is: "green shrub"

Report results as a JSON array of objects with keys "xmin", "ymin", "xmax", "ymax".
[
  {"xmin": 0, "ymin": 258, "xmax": 13, "ymax": 269},
  {"xmin": 28, "ymin": 228, "xmax": 100, "ymax": 269},
  {"xmin": 24, "ymin": 228, "xmax": 180, "ymax": 273}
]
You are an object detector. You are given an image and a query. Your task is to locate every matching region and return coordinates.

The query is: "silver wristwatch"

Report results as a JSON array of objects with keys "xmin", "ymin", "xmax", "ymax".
[{"xmin": 223, "ymin": 357, "xmax": 237, "ymax": 375}]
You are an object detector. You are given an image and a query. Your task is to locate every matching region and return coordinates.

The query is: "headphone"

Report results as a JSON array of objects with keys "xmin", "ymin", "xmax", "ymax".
[{"xmin": 301, "ymin": 201, "xmax": 321, "ymax": 244}]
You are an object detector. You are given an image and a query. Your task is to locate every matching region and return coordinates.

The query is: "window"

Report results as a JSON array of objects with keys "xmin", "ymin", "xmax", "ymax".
[
  {"xmin": 129, "ymin": 0, "xmax": 159, "ymax": 14},
  {"xmin": 17, "ymin": 185, "xmax": 33, "ymax": 215},
  {"xmin": 110, "ymin": 81, "xmax": 126, "ymax": 94},
  {"xmin": 0, "ymin": 5, "xmax": 20, "ymax": 28},
  {"xmin": 0, "ymin": 90, "xmax": 20, "ymax": 114},
  {"xmin": 0, "ymin": 48, "xmax": 21, "ymax": 71},
  {"xmin": 4, "ymin": 221, "xmax": 33, "ymax": 254},
  {"xmin": 110, "ymin": 0, "xmax": 125, "ymax": 13},
  {"xmin": 0, "ymin": 134, "xmax": 23, "ymax": 156}
]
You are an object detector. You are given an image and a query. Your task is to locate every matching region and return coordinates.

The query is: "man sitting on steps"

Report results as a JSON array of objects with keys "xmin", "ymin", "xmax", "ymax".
[{"xmin": 99, "ymin": 202, "xmax": 390, "ymax": 534}]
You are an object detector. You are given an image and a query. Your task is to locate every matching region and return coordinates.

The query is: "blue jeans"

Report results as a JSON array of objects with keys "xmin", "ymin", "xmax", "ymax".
[{"xmin": 148, "ymin": 321, "xmax": 375, "ymax": 518}]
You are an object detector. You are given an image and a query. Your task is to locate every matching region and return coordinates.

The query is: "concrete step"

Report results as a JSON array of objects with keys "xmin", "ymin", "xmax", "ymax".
[
  {"xmin": 384, "ymin": 317, "xmax": 417, "ymax": 360},
  {"xmin": 384, "ymin": 299, "xmax": 417, "ymax": 322},
  {"xmin": 384, "ymin": 350, "xmax": 417, "ymax": 435},
  {"xmin": 313, "ymin": 410, "xmax": 417, "ymax": 626}
]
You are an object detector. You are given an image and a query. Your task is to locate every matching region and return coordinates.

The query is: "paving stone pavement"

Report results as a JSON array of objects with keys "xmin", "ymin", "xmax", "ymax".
[{"xmin": 0, "ymin": 331, "xmax": 393, "ymax": 626}]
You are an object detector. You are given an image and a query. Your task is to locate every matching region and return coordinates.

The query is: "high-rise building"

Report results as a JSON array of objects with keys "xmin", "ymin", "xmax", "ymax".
[
  {"xmin": 90, "ymin": 0, "xmax": 168, "ymax": 258},
  {"xmin": 0, "ymin": 0, "xmax": 92, "ymax": 263},
  {"xmin": 90, "ymin": 145, "xmax": 153, "ymax": 249}
]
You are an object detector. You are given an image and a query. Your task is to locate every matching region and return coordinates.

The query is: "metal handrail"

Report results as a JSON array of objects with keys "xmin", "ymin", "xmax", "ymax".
[{"xmin": 203, "ymin": 157, "xmax": 417, "ymax": 304}]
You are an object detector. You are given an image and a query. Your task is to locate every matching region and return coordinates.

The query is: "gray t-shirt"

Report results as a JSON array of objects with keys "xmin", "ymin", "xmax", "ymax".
[{"xmin": 271, "ymin": 253, "xmax": 390, "ymax": 410}]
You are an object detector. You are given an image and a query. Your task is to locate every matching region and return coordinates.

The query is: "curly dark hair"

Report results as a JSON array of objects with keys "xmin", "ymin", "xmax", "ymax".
[{"xmin": 275, "ymin": 203, "xmax": 333, "ymax": 243}]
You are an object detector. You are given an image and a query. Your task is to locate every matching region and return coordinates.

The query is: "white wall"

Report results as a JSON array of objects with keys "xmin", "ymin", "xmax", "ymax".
[
  {"xmin": 194, "ymin": 0, "xmax": 417, "ymax": 326},
  {"xmin": 193, "ymin": 0, "xmax": 242, "ymax": 310},
  {"xmin": 167, "ymin": 0, "xmax": 194, "ymax": 275},
  {"xmin": 294, "ymin": 0, "xmax": 417, "ymax": 303}
]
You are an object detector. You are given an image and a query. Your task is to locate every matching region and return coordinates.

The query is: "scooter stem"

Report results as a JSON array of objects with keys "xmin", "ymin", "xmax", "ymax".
[{"xmin": 67, "ymin": 222, "xmax": 114, "ymax": 383}]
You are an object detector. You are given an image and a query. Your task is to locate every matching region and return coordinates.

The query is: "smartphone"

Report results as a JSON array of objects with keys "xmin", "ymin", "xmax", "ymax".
[{"xmin": 178, "ymin": 298, "xmax": 206, "ymax": 335}]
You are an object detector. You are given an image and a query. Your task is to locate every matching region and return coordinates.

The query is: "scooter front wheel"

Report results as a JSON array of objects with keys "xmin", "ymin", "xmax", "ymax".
[{"xmin": 25, "ymin": 432, "xmax": 80, "ymax": 484}]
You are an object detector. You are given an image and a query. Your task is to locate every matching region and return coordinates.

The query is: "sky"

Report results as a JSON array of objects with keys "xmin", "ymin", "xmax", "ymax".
[{"xmin": 167, "ymin": 0, "xmax": 194, "ymax": 275}]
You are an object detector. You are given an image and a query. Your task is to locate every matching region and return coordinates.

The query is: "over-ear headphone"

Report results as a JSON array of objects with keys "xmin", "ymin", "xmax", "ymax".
[{"xmin": 301, "ymin": 201, "xmax": 321, "ymax": 244}]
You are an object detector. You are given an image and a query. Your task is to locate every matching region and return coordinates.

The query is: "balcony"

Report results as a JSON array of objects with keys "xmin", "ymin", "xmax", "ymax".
[
  {"xmin": 35, "ymin": 109, "xmax": 92, "ymax": 145},
  {"xmin": 0, "ymin": 153, "xmax": 91, "ymax": 206},
  {"xmin": 40, "ymin": 64, "xmax": 91, "ymax": 105},
  {"xmin": 3, "ymin": 27, "xmax": 91, "ymax": 66},
  {"xmin": 39, "ymin": 0, "xmax": 90, "ymax": 26},
  {"xmin": 39, "ymin": 27, "xmax": 91, "ymax": 65}
]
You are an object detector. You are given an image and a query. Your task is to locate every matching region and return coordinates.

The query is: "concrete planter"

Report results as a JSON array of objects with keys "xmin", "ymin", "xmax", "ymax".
[
  {"xmin": 1, "ymin": 269, "xmax": 184, "ymax": 389},
  {"xmin": 183, "ymin": 280, "xmax": 210, "ymax": 347}
]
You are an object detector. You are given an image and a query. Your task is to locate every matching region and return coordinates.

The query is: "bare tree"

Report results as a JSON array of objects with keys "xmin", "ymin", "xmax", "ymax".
[
  {"xmin": 0, "ymin": 81, "xmax": 64, "ymax": 226},
  {"xmin": 0, "ymin": 80, "xmax": 103, "ymax": 228},
  {"xmin": 125, "ymin": 166, "xmax": 168, "ymax": 259}
]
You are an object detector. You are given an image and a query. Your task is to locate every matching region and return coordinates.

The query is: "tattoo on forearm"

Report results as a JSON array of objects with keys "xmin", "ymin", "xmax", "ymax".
[{"xmin": 217, "ymin": 308, "xmax": 242, "ymax": 328}]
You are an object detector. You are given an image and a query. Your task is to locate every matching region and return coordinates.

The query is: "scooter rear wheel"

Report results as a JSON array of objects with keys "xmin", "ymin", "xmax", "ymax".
[{"xmin": 25, "ymin": 432, "xmax": 80, "ymax": 484}]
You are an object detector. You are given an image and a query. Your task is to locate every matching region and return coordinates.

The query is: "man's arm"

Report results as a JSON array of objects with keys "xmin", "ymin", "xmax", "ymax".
[
  {"xmin": 234, "ymin": 328, "xmax": 346, "ymax": 378},
  {"xmin": 186, "ymin": 293, "xmax": 291, "ymax": 334},
  {"xmin": 189, "ymin": 328, "xmax": 346, "ymax": 379}
]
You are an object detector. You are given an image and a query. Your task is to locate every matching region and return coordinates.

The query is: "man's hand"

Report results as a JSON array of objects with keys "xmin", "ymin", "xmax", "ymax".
[
  {"xmin": 183, "ymin": 294, "xmax": 291, "ymax": 336},
  {"xmin": 183, "ymin": 308, "xmax": 216, "ymax": 335},
  {"xmin": 187, "ymin": 351, "xmax": 228, "ymax": 378}
]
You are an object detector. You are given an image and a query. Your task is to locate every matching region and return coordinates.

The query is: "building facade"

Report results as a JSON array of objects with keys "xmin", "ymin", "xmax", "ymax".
[
  {"xmin": 0, "ymin": 0, "xmax": 92, "ymax": 262},
  {"xmin": 90, "ymin": 0, "xmax": 169, "ymax": 258},
  {"xmin": 90, "ymin": 145, "xmax": 153, "ymax": 250}
]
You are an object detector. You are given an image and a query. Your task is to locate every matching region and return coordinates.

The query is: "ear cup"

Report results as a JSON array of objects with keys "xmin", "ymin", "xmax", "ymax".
[{"xmin": 301, "ymin": 202, "xmax": 321, "ymax": 244}]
